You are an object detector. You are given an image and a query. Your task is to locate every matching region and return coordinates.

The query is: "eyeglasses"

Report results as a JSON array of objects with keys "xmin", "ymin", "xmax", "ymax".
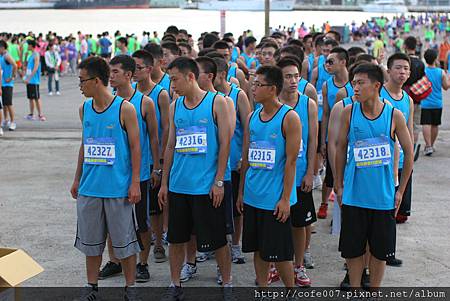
[
  {"xmin": 79, "ymin": 77, "xmax": 96, "ymax": 84},
  {"xmin": 325, "ymin": 59, "xmax": 334, "ymax": 65},
  {"xmin": 252, "ymin": 81, "xmax": 273, "ymax": 88}
]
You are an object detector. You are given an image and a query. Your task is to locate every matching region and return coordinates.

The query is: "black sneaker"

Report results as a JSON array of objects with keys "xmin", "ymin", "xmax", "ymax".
[
  {"xmin": 124, "ymin": 286, "xmax": 142, "ymax": 301},
  {"xmin": 98, "ymin": 261, "xmax": 122, "ymax": 280},
  {"xmin": 361, "ymin": 268, "xmax": 370, "ymax": 289},
  {"xmin": 340, "ymin": 271, "xmax": 350, "ymax": 291},
  {"xmin": 136, "ymin": 263, "xmax": 150, "ymax": 283},
  {"xmin": 160, "ymin": 285, "xmax": 185, "ymax": 301},
  {"xmin": 77, "ymin": 286, "xmax": 101, "ymax": 301},
  {"xmin": 386, "ymin": 257, "xmax": 403, "ymax": 267}
]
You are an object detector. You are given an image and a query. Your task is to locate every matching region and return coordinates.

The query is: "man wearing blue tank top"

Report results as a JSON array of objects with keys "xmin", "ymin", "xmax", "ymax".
[
  {"xmin": 214, "ymin": 56, "xmax": 251, "ymax": 266},
  {"xmin": 382, "ymin": 53, "xmax": 415, "ymax": 267},
  {"xmin": 335, "ymin": 63, "xmax": 413, "ymax": 289},
  {"xmin": 158, "ymin": 57, "xmax": 233, "ymax": 301},
  {"xmin": 144, "ymin": 43, "xmax": 175, "ymax": 101},
  {"xmin": 319, "ymin": 47, "xmax": 351, "ymax": 220},
  {"xmin": 132, "ymin": 50, "xmax": 171, "ymax": 267},
  {"xmin": 237, "ymin": 65, "xmax": 301, "ymax": 288},
  {"xmin": 70, "ymin": 57, "xmax": 142, "ymax": 301},
  {"xmin": 278, "ymin": 58, "xmax": 318, "ymax": 287},
  {"xmin": 0, "ymin": 40, "xmax": 18, "ymax": 132}
]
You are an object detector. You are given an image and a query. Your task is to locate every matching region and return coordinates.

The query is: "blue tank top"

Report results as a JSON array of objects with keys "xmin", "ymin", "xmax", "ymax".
[
  {"xmin": 380, "ymin": 86, "xmax": 410, "ymax": 169},
  {"xmin": 228, "ymin": 86, "xmax": 244, "ymax": 171},
  {"xmin": 0, "ymin": 53, "xmax": 14, "ymax": 87},
  {"xmin": 79, "ymin": 96, "xmax": 131, "ymax": 198},
  {"xmin": 231, "ymin": 47, "xmax": 239, "ymax": 63},
  {"xmin": 128, "ymin": 89, "xmax": 151, "ymax": 180},
  {"xmin": 217, "ymin": 91, "xmax": 233, "ymax": 181},
  {"xmin": 344, "ymin": 101, "xmax": 395, "ymax": 210},
  {"xmin": 297, "ymin": 77, "xmax": 308, "ymax": 94},
  {"xmin": 421, "ymin": 67, "xmax": 443, "ymax": 109},
  {"xmin": 26, "ymin": 52, "xmax": 41, "ymax": 85},
  {"xmin": 241, "ymin": 52, "xmax": 254, "ymax": 68},
  {"xmin": 158, "ymin": 73, "xmax": 171, "ymax": 101},
  {"xmin": 227, "ymin": 64, "xmax": 237, "ymax": 82},
  {"xmin": 326, "ymin": 78, "xmax": 353, "ymax": 111},
  {"xmin": 307, "ymin": 53, "xmax": 314, "ymax": 82},
  {"xmin": 244, "ymin": 104, "xmax": 297, "ymax": 210},
  {"xmin": 316, "ymin": 55, "xmax": 332, "ymax": 121},
  {"xmin": 169, "ymin": 91, "xmax": 220, "ymax": 194},
  {"xmin": 292, "ymin": 94, "xmax": 310, "ymax": 186},
  {"xmin": 342, "ymin": 96, "xmax": 354, "ymax": 107}
]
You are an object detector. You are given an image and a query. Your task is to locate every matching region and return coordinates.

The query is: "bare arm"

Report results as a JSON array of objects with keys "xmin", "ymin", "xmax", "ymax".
[
  {"xmin": 31, "ymin": 53, "xmax": 39, "ymax": 76},
  {"xmin": 327, "ymin": 102, "xmax": 344, "ymax": 177},
  {"xmin": 70, "ymin": 104, "xmax": 85, "ymax": 199},
  {"xmin": 143, "ymin": 96, "xmax": 160, "ymax": 170},
  {"xmin": 304, "ymin": 83, "xmax": 318, "ymax": 106},
  {"xmin": 230, "ymin": 77, "xmax": 240, "ymax": 87},
  {"xmin": 225, "ymin": 96, "xmax": 236, "ymax": 136},
  {"xmin": 320, "ymin": 81, "xmax": 329, "ymax": 154},
  {"xmin": 301, "ymin": 60, "xmax": 309, "ymax": 79},
  {"xmin": 407, "ymin": 97, "xmax": 414, "ymax": 142},
  {"xmin": 335, "ymin": 88, "xmax": 347, "ymax": 104},
  {"xmin": 236, "ymin": 112, "xmax": 252, "ymax": 214},
  {"xmin": 158, "ymin": 89, "xmax": 170, "ymax": 159},
  {"xmin": 213, "ymin": 95, "xmax": 232, "ymax": 183},
  {"xmin": 301, "ymin": 99, "xmax": 318, "ymax": 192},
  {"xmin": 5, "ymin": 54, "xmax": 17, "ymax": 79},
  {"xmin": 334, "ymin": 105, "xmax": 352, "ymax": 206},
  {"xmin": 310, "ymin": 67, "xmax": 318, "ymax": 87},
  {"xmin": 442, "ymin": 69, "xmax": 450, "ymax": 90},
  {"xmin": 236, "ymin": 68, "xmax": 249, "ymax": 92}
]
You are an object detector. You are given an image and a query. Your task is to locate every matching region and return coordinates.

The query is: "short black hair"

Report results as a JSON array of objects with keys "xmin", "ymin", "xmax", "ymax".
[
  {"xmin": 353, "ymin": 63, "xmax": 384, "ymax": 92},
  {"xmin": 404, "ymin": 36, "xmax": 417, "ymax": 51},
  {"xmin": 222, "ymin": 37, "xmax": 233, "ymax": 44},
  {"xmin": 424, "ymin": 49, "xmax": 438, "ymax": 65},
  {"xmin": 205, "ymin": 51, "xmax": 224, "ymax": 59},
  {"xmin": 27, "ymin": 39, "xmax": 37, "ymax": 48},
  {"xmin": 324, "ymin": 39, "xmax": 339, "ymax": 48},
  {"xmin": 244, "ymin": 36, "xmax": 257, "ymax": 48},
  {"xmin": 78, "ymin": 56, "xmax": 110, "ymax": 86},
  {"xmin": 117, "ymin": 37, "xmax": 128, "ymax": 47},
  {"xmin": 303, "ymin": 34, "xmax": 313, "ymax": 43},
  {"xmin": 132, "ymin": 50, "xmax": 154, "ymax": 66},
  {"xmin": 197, "ymin": 47, "xmax": 215, "ymax": 57},
  {"xmin": 261, "ymin": 41, "xmax": 279, "ymax": 51},
  {"xmin": 387, "ymin": 52, "xmax": 411, "ymax": 69},
  {"xmin": 212, "ymin": 40, "xmax": 230, "ymax": 50},
  {"xmin": 326, "ymin": 30, "xmax": 341, "ymax": 43},
  {"xmin": 314, "ymin": 34, "xmax": 325, "ymax": 47},
  {"xmin": 347, "ymin": 46, "xmax": 366, "ymax": 58},
  {"xmin": 212, "ymin": 57, "xmax": 228, "ymax": 73},
  {"xmin": 110, "ymin": 54, "xmax": 136, "ymax": 75},
  {"xmin": 355, "ymin": 53, "xmax": 375, "ymax": 63},
  {"xmin": 196, "ymin": 56, "xmax": 217, "ymax": 82},
  {"xmin": 0, "ymin": 40, "xmax": 7, "ymax": 49},
  {"xmin": 223, "ymin": 32, "xmax": 233, "ymax": 39},
  {"xmin": 162, "ymin": 34, "xmax": 177, "ymax": 42},
  {"xmin": 277, "ymin": 56, "xmax": 300, "ymax": 71},
  {"xmin": 178, "ymin": 42, "xmax": 192, "ymax": 52},
  {"xmin": 330, "ymin": 46, "xmax": 349, "ymax": 66},
  {"xmin": 165, "ymin": 25, "xmax": 179, "ymax": 35},
  {"xmin": 287, "ymin": 39, "xmax": 304, "ymax": 49},
  {"xmin": 167, "ymin": 56, "xmax": 199, "ymax": 80},
  {"xmin": 161, "ymin": 42, "xmax": 181, "ymax": 56},
  {"xmin": 203, "ymin": 33, "xmax": 220, "ymax": 48},
  {"xmin": 280, "ymin": 45, "xmax": 304, "ymax": 64},
  {"xmin": 144, "ymin": 43, "xmax": 163, "ymax": 59},
  {"xmin": 255, "ymin": 65, "xmax": 284, "ymax": 95}
]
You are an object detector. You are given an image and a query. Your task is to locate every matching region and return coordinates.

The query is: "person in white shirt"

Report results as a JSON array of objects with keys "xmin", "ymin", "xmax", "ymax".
[{"xmin": 45, "ymin": 43, "xmax": 62, "ymax": 95}]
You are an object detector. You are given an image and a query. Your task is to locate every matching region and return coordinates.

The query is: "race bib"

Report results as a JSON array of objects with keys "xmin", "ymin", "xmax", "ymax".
[
  {"xmin": 353, "ymin": 136, "xmax": 391, "ymax": 168},
  {"xmin": 249, "ymin": 141, "xmax": 276, "ymax": 170},
  {"xmin": 84, "ymin": 137, "xmax": 115, "ymax": 165},
  {"xmin": 317, "ymin": 90, "xmax": 323, "ymax": 106},
  {"xmin": 175, "ymin": 126, "xmax": 207, "ymax": 154},
  {"xmin": 26, "ymin": 69, "xmax": 32, "ymax": 77},
  {"xmin": 298, "ymin": 139, "xmax": 304, "ymax": 158}
]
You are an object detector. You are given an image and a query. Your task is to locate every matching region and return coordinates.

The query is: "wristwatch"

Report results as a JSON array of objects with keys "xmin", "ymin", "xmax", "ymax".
[
  {"xmin": 214, "ymin": 180, "xmax": 224, "ymax": 188},
  {"xmin": 152, "ymin": 169, "xmax": 162, "ymax": 176}
]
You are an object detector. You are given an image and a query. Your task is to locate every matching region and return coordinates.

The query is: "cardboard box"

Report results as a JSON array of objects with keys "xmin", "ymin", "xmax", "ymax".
[{"xmin": 0, "ymin": 248, "xmax": 44, "ymax": 301}]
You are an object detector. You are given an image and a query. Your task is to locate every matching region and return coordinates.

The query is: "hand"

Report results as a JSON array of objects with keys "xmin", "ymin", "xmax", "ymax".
[
  {"xmin": 236, "ymin": 193, "xmax": 244, "ymax": 215},
  {"xmin": 24, "ymin": 79, "xmax": 29, "ymax": 85},
  {"xmin": 394, "ymin": 191, "xmax": 403, "ymax": 216},
  {"xmin": 70, "ymin": 180, "xmax": 79, "ymax": 199},
  {"xmin": 158, "ymin": 184, "xmax": 168, "ymax": 210},
  {"xmin": 128, "ymin": 182, "xmax": 141, "ymax": 204},
  {"xmin": 273, "ymin": 199, "xmax": 290, "ymax": 223},
  {"xmin": 301, "ymin": 173, "xmax": 313, "ymax": 192},
  {"xmin": 334, "ymin": 185, "xmax": 343, "ymax": 207},
  {"xmin": 209, "ymin": 184, "xmax": 224, "ymax": 208},
  {"xmin": 151, "ymin": 171, "xmax": 161, "ymax": 189},
  {"xmin": 5, "ymin": 78, "xmax": 11, "ymax": 83},
  {"xmin": 320, "ymin": 144, "xmax": 327, "ymax": 158}
]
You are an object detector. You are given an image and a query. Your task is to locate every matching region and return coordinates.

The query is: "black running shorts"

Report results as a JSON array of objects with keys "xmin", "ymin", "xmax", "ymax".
[{"xmin": 291, "ymin": 188, "xmax": 317, "ymax": 227}]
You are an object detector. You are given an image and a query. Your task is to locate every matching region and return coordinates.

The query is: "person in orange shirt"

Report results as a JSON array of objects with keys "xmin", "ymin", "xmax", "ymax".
[{"xmin": 438, "ymin": 34, "xmax": 450, "ymax": 70}]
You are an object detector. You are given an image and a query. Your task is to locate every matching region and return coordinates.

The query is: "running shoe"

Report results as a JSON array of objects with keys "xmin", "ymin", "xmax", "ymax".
[
  {"xmin": 8, "ymin": 122, "xmax": 16, "ymax": 131},
  {"xmin": 267, "ymin": 266, "xmax": 280, "ymax": 285},
  {"xmin": 180, "ymin": 263, "xmax": 197, "ymax": 283},
  {"xmin": 153, "ymin": 245, "xmax": 168, "ymax": 263},
  {"xmin": 124, "ymin": 286, "xmax": 141, "ymax": 301},
  {"xmin": 222, "ymin": 284, "xmax": 236, "ymax": 301},
  {"xmin": 48, "ymin": 91, "xmax": 53, "ymax": 96},
  {"xmin": 340, "ymin": 271, "xmax": 350, "ymax": 291},
  {"xmin": 77, "ymin": 286, "xmax": 101, "ymax": 301},
  {"xmin": 303, "ymin": 249, "xmax": 315, "ymax": 269},
  {"xmin": 216, "ymin": 265, "xmax": 223, "ymax": 285},
  {"xmin": 396, "ymin": 213, "xmax": 408, "ymax": 224},
  {"xmin": 1, "ymin": 120, "xmax": 8, "ymax": 127},
  {"xmin": 294, "ymin": 265, "xmax": 311, "ymax": 287},
  {"xmin": 424, "ymin": 146, "xmax": 433, "ymax": 156},
  {"xmin": 231, "ymin": 245, "xmax": 245, "ymax": 264},
  {"xmin": 162, "ymin": 231, "xmax": 169, "ymax": 245},
  {"xmin": 25, "ymin": 114, "xmax": 35, "ymax": 121},
  {"xmin": 136, "ymin": 263, "xmax": 150, "ymax": 283},
  {"xmin": 39, "ymin": 115, "xmax": 46, "ymax": 121},
  {"xmin": 160, "ymin": 284, "xmax": 184, "ymax": 301},
  {"xmin": 0, "ymin": 128, "xmax": 3, "ymax": 137},
  {"xmin": 386, "ymin": 257, "xmax": 403, "ymax": 267},
  {"xmin": 317, "ymin": 203, "xmax": 328, "ymax": 219},
  {"xmin": 98, "ymin": 261, "xmax": 122, "ymax": 279},
  {"xmin": 56, "ymin": 91, "xmax": 61, "ymax": 96},
  {"xmin": 313, "ymin": 174, "xmax": 322, "ymax": 190},
  {"xmin": 361, "ymin": 268, "xmax": 370, "ymax": 289}
]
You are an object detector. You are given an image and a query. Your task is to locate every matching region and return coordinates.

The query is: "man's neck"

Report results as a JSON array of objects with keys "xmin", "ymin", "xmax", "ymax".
[
  {"xmin": 152, "ymin": 68, "xmax": 165, "ymax": 83},
  {"xmin": 184, "ymin": 84, "xmax": 205, "ymax": 104},
  {"xmin": 361, "ymin": 95, "xmax": 383, "ymax": 116},
  {"xmin": 204, "ymin": 82, "xmax": 217, "ymax": 93},
  {"xmin": 215, "ymin": 80, "xmax": 231, "ymax": 95},
  {"xmin": 115, "ymin": 83, "xmax": 135, "ymax": 100},
  {"xmin": 93, "ymin": 88, "xmax": 115, "ymax": 109},
  {"xmin": 406, "ymin": 49, "xmax": 415, "ymax": 55},
  {"xmin": 279, "ymin": 90, "xmax": 298, "ymax": 106},
  {"xmin": 261, "ymin": 97, "xmax": 281, "ymax": 115},
  {"xmin": 136, "ymin": 77, "xmax": 155, "ymax": 95},
  {"xmin": 385, "ymin": 81, "xmax": 403, "ymax": 96},
  {"xmin": 334, "ymin": 69, "xmax": 348, "ymax": 85}
]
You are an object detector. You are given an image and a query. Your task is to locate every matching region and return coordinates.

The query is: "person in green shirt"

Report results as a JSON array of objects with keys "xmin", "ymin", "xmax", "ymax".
[
  {"xmin": 88, "ymin": 35, "xmax": 97, "ymax": 56},
  {"xmin": 127, "ymin": 34, "xmax": 138, "ymax": 53},
  {"xmin": 425, "ymin": 26, "xmax": 435, "ymax": 42},
  {"xmin": 404, "ymin": 21, "xmax": 411, "ymax": 34}
]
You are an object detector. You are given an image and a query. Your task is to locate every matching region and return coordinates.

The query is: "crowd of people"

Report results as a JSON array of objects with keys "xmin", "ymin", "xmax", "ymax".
[{"xmin": 0, "ymin": 12, "xmax": 448, "ymax": 301}]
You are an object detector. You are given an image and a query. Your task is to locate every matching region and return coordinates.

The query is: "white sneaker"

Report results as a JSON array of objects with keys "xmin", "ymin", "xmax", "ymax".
[
  {"xmin": 56, "ymin": 91, "xmax": 61, "ymax": 96},
  {"xmin": 303, "ymin": 249, "xmax": 315, "ymax": 269},
  {"xmin": 216, "ymin": 265, "xmax": 222, "ymax": 285},
  {"xmin": 231, "ymin": 245, "xmax": 245, "ymax": 264},
  {"xmin": 0, "ymin": 128, "xmax": 3, "ymax": 136},
  {"xmin": 8, "ymin": 122, "xmax": 16, "ymax": 131},
  {"xmin": 48, "ymin": 92, "xmax": 53, "ymax": 96},
  {"xmin": 313, "ymin": 175, "xmax": 322, "ymax": 190},
  {"xmin": 180, "ymin": 263, "xmax": 197, "ymax": 283},
  {"xmin": 1, "ymin": 120, "xmax": 8, "ymax": 127}
]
